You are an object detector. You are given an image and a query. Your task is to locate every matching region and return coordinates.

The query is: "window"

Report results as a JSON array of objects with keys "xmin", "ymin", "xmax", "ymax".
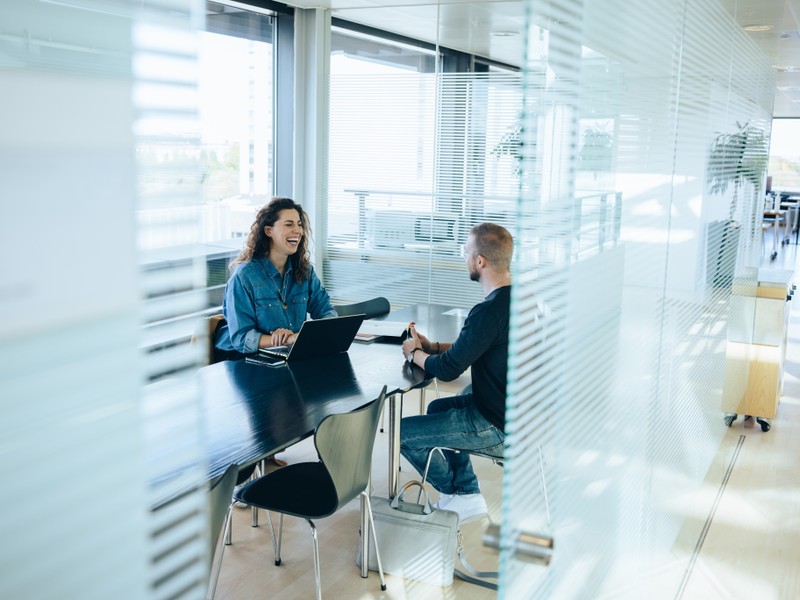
[
  {"xmin": 768, "ymin": 118, "xmax": 800, "ymax": 191},
  {"xmin": 326, "ymin": 24, "xmax": 521, "ymax": 308},
  {"xmin": 137, "ymin": 2, "xmax": 274, "ymax": 252}
]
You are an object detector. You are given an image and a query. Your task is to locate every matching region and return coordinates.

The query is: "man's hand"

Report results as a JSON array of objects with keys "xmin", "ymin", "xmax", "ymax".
[
  {"xmin": 415, "ymin": 329, "xmax": 433, "ymax": 353},
  {"xmin": 402, "ymin": 325, "xmax": 423, "ymax": 361}
]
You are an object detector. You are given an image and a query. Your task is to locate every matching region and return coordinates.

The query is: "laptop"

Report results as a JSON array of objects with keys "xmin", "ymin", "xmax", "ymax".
[{"xmin": 258, "ymin": 313, "xmax": 366, "ymax": 362}]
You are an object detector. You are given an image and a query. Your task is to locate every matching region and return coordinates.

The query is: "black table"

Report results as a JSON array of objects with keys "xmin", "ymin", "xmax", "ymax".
[
  {"xmin": 147, "ymin": 304, "xmax": 466, "ymax": 498},
  {"xmin": 146, "ymin": 303, "xmax": 467, "ymax": 577},
  {"xmin": 200, "ymin": 342, "xmax": 426, "ymax": 482}
]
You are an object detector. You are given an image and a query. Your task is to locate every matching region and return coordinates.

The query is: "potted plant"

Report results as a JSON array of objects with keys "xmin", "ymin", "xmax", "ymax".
[
  {"xmin": 579, "ymin": 124, "xmax": 614, "ymax": 172},
  {"xmin": 707, "ymin": 120, "xmax": 769, "ymax": 221},
  {"xmin": 491, "ymin": 125, "xmax": 523, "ymax": 176},
  {"xmin": 706, "ymin": 121, "xmax": 769, "ymax": 284}
]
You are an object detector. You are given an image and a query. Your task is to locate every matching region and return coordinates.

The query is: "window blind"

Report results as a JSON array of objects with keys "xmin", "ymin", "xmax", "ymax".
[{"xmin": 327, "ymin": 29, "xmax": 522, "ymax": 308}]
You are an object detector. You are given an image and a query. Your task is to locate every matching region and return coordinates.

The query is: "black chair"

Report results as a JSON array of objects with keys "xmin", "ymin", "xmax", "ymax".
[
  {"xmin": 232, "ymin": 387, "xmax": 389, "ymax": 600},
  {"xmin": 335, "ymin": 296, "xmax": 391, "ymax": 319},
  {"xmin": 207, "ymin": 463, "xmax": 239, "ymax": 599}
]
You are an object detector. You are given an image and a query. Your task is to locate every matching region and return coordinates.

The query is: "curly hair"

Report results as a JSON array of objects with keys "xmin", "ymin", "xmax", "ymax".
[{"xmin": 230, "ymin": 197, "xmax": 311, "ymax": 284}]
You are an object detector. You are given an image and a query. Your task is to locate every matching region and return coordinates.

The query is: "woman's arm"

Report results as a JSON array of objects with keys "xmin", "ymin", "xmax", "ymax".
[
  {"xmin": 305, "ymin": 267, "xmax": 337, "ymax": 319},
  {"xmin": 223, "ymin": 272, "xmax": 264, "ymax": 354}
]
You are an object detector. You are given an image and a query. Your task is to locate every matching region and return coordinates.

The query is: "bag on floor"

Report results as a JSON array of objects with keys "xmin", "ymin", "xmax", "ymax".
[{"xmin": 360, "ymin": 481, "xmax": 459, "ymax": 586}]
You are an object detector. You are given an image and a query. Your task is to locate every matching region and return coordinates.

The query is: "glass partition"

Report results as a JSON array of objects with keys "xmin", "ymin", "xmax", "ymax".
[
  {"xmin": 320, "ymin": 1, "xmax": 774, "ymax": 596},
  {"xmin": 503, "ymin": 0, "xmax": 773, "ymax": 597}
]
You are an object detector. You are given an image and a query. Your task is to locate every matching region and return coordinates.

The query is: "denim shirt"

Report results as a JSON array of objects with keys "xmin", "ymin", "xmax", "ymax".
[{"xmin": 215, "ymin": 257, "xmax": 337, "ymax": 354}]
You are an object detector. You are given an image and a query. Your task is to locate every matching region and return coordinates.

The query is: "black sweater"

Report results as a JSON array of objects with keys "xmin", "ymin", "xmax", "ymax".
[{"xmin": 423, "ymin": 285, "xmax": 510, "ymax": 431}]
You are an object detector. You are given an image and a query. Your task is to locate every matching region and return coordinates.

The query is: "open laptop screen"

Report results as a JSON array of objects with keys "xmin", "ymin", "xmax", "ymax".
[{"xmin": 258, "ymin": 313, "xmax": 365, "ymax": 362}]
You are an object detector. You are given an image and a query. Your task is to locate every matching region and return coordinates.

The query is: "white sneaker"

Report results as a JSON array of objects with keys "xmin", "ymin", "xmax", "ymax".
[
  {"xmin": 440, "ymin": 493, "xmax": 487, "ymax": 523},
  {"xmin": 434, "ymin": 493, "xmax": 455, "ymax": 510}
]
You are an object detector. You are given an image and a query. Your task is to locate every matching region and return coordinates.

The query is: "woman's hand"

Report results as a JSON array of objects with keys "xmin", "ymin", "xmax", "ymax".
[{"xmin": 269, "ymin": 328, "xmax": 295, "ymax": 346}]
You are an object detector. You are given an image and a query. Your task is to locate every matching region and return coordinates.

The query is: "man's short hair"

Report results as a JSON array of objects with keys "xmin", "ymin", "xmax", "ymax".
[{"xmin": 470, "ymin": 223, "xmax": 513, "ymax": 271}]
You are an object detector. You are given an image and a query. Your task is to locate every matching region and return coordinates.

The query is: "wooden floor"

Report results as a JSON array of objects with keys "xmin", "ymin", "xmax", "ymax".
[
  {"xmin": 678, "ymin": 243, "xmax": 800, "ymax": 600},
  {"xmin": 214, "ymin": 244, "xmax": 800, "ymax": 600},
  {"xmin": 214, "ymin": 374, "xmax": 501, "ymax": 600}
]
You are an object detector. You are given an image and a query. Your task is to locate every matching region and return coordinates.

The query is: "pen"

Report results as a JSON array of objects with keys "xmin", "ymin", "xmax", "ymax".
[{"xmin": 407, "ymin": 322, "xmax": 415, "ymax": 339}]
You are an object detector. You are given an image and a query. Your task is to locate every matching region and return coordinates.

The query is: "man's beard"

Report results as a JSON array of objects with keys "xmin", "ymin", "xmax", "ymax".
[{"xmin": 469, "ymin": 269, "xmax": 480, "ymax": 282}]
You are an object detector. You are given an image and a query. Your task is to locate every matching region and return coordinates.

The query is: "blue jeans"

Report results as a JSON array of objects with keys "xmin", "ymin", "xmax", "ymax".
[{"xmin": 400, "ymin": 393, "xmax": 504, "ymax": 496}]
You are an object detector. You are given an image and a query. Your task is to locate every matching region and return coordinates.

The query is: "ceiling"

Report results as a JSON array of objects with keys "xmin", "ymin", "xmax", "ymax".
[{"xmin": 279, "ymin": 0, "xmax": 800, "ymax": 118}]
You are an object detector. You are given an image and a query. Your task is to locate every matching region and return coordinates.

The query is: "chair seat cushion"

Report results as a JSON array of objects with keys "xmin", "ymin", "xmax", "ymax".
[{"xmin": 234, "ymin": 462, "xmax": 339, "ymax": 519}]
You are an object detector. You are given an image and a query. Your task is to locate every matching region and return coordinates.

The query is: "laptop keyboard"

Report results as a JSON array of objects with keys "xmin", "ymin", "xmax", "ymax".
[{"xmin": 259, "ymin": 345, "xmax": 291, "ymax": 358}]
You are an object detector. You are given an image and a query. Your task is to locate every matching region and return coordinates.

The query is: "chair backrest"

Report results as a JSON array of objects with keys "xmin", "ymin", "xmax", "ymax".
[
  {"xmin": 335, "ymin": 297, "xmax": 391, "ymax": 320},
  {"xmin": 314, "ymin": 386, "xmax": 387, "ymax": 510},
  {"xmin": 208, "ymin": 463, "xmax": 238, "ymax": 554},
  {"xmin": 193, "ymin": 314, "xmax": 226, "ymax": 365}
]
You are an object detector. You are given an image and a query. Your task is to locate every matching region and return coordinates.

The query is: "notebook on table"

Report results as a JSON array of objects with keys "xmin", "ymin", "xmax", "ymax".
[{"xmin": 258, "ymin": 313, "xmax": 366, "ymax": 362}]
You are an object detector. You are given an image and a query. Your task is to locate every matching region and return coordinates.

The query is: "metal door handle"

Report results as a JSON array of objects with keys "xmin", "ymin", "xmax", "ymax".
[{"xmin": 482, "ymin": 523, "xmax": 554, "ymax": 566}]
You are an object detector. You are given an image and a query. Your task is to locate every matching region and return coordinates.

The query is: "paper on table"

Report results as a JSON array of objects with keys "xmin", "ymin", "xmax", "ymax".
[{"xmin": 357, "ymin": 320, "xmax": 409, "ymax": 338}]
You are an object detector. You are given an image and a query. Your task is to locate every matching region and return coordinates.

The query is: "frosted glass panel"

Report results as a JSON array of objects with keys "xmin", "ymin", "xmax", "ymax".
[
  {"xmin": 502, "ymin": 0, "xmax": 773, "ymax": 598},
  {"xmin": 0, "ymin": 1, "xmax": 208, "ymax": 598}
]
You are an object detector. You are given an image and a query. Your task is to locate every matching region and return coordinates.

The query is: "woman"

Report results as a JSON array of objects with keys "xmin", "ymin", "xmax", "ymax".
[{"xmin": 215, "ymin": 197, "xmax": 337, "ymax": 360}]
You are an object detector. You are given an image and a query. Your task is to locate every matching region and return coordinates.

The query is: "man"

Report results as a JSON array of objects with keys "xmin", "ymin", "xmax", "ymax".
[{"xmin": 401, "ymin": 222, "xmax": 512, "ymax": 523}]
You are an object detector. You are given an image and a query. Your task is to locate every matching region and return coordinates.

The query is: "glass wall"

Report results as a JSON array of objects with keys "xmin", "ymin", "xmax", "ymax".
[
  {"xmin": 503, "ymin": 0, "xmax": 774, "ymax": 598},
  {"xmin": 1, "ymin": 0, "xmax": 209, "ymax": 597}
]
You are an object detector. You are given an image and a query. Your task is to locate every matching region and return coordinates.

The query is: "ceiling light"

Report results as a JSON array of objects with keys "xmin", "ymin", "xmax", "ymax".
[
  {"xmin": 743, "ymin": 24, "xmax": 774, "ymax": 32},
  {"xmin": 491, "ymin": 31, "xmax": 519, "ymax": 37}
]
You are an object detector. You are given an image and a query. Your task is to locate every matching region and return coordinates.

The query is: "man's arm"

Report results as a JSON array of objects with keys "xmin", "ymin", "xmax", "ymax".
[{"xmin": 408, "ymin": 306, "xmax": 498, "ymax": 381}]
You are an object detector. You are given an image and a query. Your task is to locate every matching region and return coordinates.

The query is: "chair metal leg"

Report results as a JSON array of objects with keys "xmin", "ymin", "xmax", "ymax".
[
  {"xmin": 249, "ymin": 462, "xmax": 264, "ymax": 528},
  {"xmin": 265, "ymin": 511, "xmax": 283, "ymax": 566},
  {"xmin": 388, "ymin": 392, "xmax": 402, "ymax": 498},
  {"xmin": 360, "ymin": 491, "xmax": 369, "ymax": 578},
  {"xmin": 224, "ymin": 510, "xmax": 232, "ymax": 545},
  {"xmin": 421, "ymin": 447, "xmax": 450, "ymax": 489},
  {"xmin": 362, "ymin": 493, "xmax": 388, "ymax": 591},
  {"xmin": 307, "ymin": 519, "xmax": 323, "ymax": 600},
  {"xmin": 207, "ymin": 504, "xmax": 233, "ymax": 599},
  {"xmin": 227, "ymin": 461, "xmax": 264, "ymax": 545}
]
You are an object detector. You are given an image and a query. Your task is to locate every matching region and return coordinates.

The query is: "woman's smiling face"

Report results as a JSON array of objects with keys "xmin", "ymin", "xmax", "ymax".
[{"xmin": 265, "ymin": 208, "xmax": 304, "ymax": 257}]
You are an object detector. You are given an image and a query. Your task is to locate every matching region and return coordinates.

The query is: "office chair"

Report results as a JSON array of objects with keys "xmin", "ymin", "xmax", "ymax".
[
  {"xmin": 418, "ymin": 440, "xmax": 550, "ymax": 591},
  {"xmin": 231, "ymin": 387, "xmax": 389, "ymax": 600},
  {"xmin": 335, "ymin": 296, "xmax": 391, "ymax": 319},
  {"xmin": 206, "ymin": 463, "xmax": 239, "ymax": 599},
  {"xmin": 189, "ymin": 313, "xmax": 227, "ymax": 365}
]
